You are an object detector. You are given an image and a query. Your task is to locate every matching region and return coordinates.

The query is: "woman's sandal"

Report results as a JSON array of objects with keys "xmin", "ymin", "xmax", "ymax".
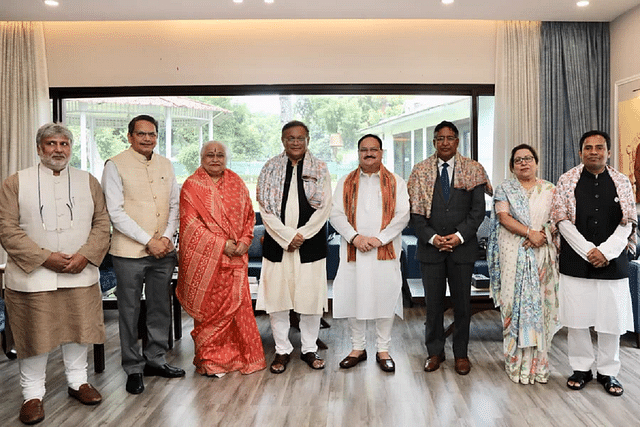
[
  {"xmin": 597, "ymin": 373, "xmax": 624, "ymax": 396},
  {"xmin": 567, "ymin": 370, "xmax": 593, "ymax": 390},
  {"xmin": 269, "ymin": 353, "xmax": 291, "ymax": 374}
]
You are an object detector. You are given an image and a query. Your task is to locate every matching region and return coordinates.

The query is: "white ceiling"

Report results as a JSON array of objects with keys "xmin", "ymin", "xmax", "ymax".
[{"xmin": 4, "ymin": 0, "xmax": 640, "ymax": 22}]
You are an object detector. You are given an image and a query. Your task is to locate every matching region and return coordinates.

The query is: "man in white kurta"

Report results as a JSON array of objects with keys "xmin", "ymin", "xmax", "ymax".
[
  {"xmin": 0, "ymin": 123, "xmax": 110, "ymax": 425},
  {"xmin": 256, "ymin": 120, "xmax": 332, "ymax": 373},
  {"xmin": 551, "ymin": 130, "xmax": 636, "ymax": 397},
  {"xmin": 330, "ymin": 134, "xmax": 409, "ymax": 372}
]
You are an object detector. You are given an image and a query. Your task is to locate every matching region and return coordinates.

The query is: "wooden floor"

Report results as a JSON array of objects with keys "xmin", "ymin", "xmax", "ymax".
[{"xmin": 2, "ymin": 304, "xmax": 640, "ymax": 427}]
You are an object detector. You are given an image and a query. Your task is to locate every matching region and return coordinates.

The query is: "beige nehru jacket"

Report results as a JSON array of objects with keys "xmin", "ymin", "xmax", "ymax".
[
  {"xmin": 0, "ymin": 164, "xmax": 111, "ymax": 292},
  {"xmin": 108, "ymin": 147, "xmax": 175, "ymax": 258}
]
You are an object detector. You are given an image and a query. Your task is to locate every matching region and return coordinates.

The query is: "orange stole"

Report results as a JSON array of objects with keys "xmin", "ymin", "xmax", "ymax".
[{"xmin": 343, "ymin": 164, "xmax": 397, "ymax": 262}]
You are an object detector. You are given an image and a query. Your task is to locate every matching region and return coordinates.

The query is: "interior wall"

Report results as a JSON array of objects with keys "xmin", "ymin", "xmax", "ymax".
[
  {"xmin": 43, "ymin": 19, "xmax": 497, "ymax": 88},
  {"xmin": 611, "ymin": 5, "xmax": 640, "ymax": 86},
  {"xmin": 610, "ymin": 5, "xmax": 640, "ymax": 169}
]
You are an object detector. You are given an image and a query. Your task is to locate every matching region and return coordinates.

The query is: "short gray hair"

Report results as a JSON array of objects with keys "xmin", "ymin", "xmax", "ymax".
[
  {"xmin": 36, "ymin": 123, "xmax": 73, "ymax": 147},
  {"xmin": 200, "ymin": 141, "xmax": 229, "ymax": 159}
]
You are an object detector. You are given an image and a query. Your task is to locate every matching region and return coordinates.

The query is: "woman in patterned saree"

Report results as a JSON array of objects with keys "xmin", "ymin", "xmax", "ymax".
[
  {"xmin": 177, "ymin": 141, "xmax": 266, "ymax": 377},
  {"xmin": 487, "ymin": 144, "xmax": 560, "ymax": 384}
]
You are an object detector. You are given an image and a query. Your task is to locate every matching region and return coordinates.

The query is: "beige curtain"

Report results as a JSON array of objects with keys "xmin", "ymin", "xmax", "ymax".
[
  {"xmin": 493, "ymin": 21, "xmax": 541, "ymax": 186},
  {"xmin": 0, "ymin": 22, "xmax": 50, "ymax": 264}
]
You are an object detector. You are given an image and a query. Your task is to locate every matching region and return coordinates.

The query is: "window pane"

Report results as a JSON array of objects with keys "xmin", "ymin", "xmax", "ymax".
[{"xmin": 60, "ymin": 94, "xmax": 493, "ymax": 202}]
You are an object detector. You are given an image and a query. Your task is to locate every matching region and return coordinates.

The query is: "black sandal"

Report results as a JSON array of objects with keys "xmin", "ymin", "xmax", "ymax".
[
  {"xmin": 567, "ymin": 370, "xmax": 593, "ymax": 390},
  {"xmin": 300, "ymin": 352, "xmax": 325, "ymax": 370},
  {"xmin": 269, "ymin": 353, "xmax": 291, "ymax": 374},
  {"xmin": 597, "ymin": 373, "xmax": 624, "ymax": 396}
]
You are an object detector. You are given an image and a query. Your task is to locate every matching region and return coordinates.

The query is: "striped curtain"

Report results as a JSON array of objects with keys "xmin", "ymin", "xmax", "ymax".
[{"xmin": 540, "ymin": 22, "xmax": 610, "ymax": 183}]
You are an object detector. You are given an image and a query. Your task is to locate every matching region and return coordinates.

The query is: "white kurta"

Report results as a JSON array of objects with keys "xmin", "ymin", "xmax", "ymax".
[
  {"xmin": 330, "ymin": 171, "xmax": 410, "ymax": 320},
  {"xmin": 256, "ymin": 167, "xmax": 332, "ymax": 315},
  {"xmin": 558, "ymin": 220, "xmax": 634, "ymax": 334}
]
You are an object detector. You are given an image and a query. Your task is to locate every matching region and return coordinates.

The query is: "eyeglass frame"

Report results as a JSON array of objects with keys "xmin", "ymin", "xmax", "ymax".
[
  {"xmin": 513, "ymin": 155, "xmax": 535, "ymax": 165},
  {"xmin": 283, "ymin": 136, "xmax": 309, "ymax": 144}
]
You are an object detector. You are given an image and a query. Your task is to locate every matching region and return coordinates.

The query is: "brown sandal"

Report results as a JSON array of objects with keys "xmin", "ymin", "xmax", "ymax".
[
  {"xmin": 270, "ymin": 353, "xmax": 291, "ymax": 374},
  {"xmin": 300, "ymin": 352, "xmax": 325, "ymax": 370}
]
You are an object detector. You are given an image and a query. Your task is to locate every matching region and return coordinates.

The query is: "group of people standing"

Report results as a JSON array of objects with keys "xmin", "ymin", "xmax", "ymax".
[
  {"xmin": 0, "ymin": 115, "xmax": 633, "ymax": 425},
  {"xmin": 487, "ymin": 131, "xmax": 635, "ymax": 398}
]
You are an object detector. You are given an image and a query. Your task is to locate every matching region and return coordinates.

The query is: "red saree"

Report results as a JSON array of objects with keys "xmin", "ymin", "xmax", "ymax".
[{"xmin": 177, "ymin": 167, "xmax": 266, "ymax": 375}]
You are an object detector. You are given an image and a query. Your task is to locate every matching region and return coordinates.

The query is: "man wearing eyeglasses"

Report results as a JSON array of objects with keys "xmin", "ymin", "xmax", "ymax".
[
  {"xmin": 102, "ymin": 115, "xmax": 184, "ymax": 395},
  {"xmin": 256, "ymin": 120, "xmax": 332, "ymax": 373},
  {"xmin": 407, "ymin": 120, "xmax": 492, "ymax": 376},
  {"xmin": 0, "ymin": 123, "xmax": 111, "ymax": 425},
  {"xmin": 330, "ymin": 134, "xmax": 410, "ymax": 372}
]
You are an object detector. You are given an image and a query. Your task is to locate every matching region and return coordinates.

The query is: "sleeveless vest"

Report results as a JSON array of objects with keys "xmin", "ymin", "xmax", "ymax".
[
  {"xmin": 559, "ymin": 169, "xmax": 628, "ymax": 279},
  {"xmin": 108, "ymin": 147, "xmax": 174, "ymax": 258},
  {"xmin": 4, "ymin": 164, "xmax": 98, "ymax": 292},
  {"xmin": 263, "ymin": 159, "xmax": 327, "ymax": 263}
]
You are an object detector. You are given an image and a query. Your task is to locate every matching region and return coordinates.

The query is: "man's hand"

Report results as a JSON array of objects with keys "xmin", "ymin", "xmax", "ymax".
[
  {"xmin": 146, "ymin": 237, "xmax": 171, "ymax": 259},
  {"xmin": 287, "ymin": 233, "xmax": 305, "ymax": 252},
  {"xmin": 587, "ymin": 248, "xmax": 609, "ymax": 268},
  {"xmin": 61, "ymin": 253, "xmax": 89, "ymax": 274},
  {"xmin": 434, "ymin": 234, "xmax": 460, "ymax": 252},
  {"xmin": 42, "ymin": 252, "xmax": 72, "ymax": 273},
  {"xmin": 353, "ymin": 236, "xmax": 383, "ymax": 252}
]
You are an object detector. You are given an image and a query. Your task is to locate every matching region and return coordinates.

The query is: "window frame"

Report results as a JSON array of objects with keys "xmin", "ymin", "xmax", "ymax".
[{"xmin": 50, "ymin": 84, "xmax": 494, "ymax": 161}]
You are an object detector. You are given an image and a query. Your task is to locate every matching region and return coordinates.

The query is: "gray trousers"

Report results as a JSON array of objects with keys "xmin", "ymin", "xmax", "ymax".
[{"xmin": 112, "ymin": 252, "xmax": 177, "ymax": 375}]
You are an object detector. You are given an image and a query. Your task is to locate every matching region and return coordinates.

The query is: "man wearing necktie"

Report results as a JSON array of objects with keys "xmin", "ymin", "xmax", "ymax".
[{"xmin": 407, "ymin": 121, "xmax": 491, "ymax": 376}]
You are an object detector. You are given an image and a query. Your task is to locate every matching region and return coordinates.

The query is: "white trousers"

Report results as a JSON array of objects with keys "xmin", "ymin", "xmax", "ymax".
[
  {"xmin": 348, "ymin": 317, "xmax": 394, "ymax": 353},
  {"xmin": 567, "ymin": 327, "xmax": 621, "ymax": 376},
  {"xmin": 269, "ymin": 310, "xmax": 320, "ymax": 355},
  {"xmin": 19, "ymin": 343, "xmax": 88, "ymax": 401}
]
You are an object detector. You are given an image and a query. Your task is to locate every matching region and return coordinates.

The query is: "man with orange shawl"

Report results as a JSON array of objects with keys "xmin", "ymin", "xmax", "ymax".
[
  {"xmin": 330, "ymin": 134, "xmax": 410, "ymax": 373},
  {"xmin": 177, "ymin": 141, "xmax": 266, "ymax": 376}
]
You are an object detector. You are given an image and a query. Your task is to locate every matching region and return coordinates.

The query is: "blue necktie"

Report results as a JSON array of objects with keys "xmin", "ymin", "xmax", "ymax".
[{"xmin": 441, "ymin": 162, "xmax": 450, "ymax": 202}]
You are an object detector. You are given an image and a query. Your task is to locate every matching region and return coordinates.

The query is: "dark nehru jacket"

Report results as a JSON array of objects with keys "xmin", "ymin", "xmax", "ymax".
[
  {"xmin": 559, "ymin": 168, "xmax": 628, "ymax": 280},
  {"xmin": 262, "ymin": 158, "xmax": 327, "ymax": 264}
]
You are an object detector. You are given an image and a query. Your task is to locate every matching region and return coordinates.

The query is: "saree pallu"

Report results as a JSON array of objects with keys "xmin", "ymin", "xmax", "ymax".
[
  {"xmin": 177, "ymin": 167, "xmax": 266, "ymax": 375},
  {"xmin": 487, "ymin": 179, "xmax": 559, "ymax": 384}
]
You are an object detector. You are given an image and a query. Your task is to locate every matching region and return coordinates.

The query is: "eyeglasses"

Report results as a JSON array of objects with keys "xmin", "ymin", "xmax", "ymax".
[
  {"xmin": 435, "ymin": 136, "xmax": 457, "ymax": 143},
  {"xmin": 359, "ymin": 148, "xmax": 381, "ymax": 153},
  {"xmin": 284, "ymin": 136, "xmax": 308, "ymax": 143},
  {"xmin": 133, "ymin": 131, "xmax": 158, "ymax": 138},
  {"xmin": 514, "ymin": 156, "xmax": 535, "ymax": 165}
]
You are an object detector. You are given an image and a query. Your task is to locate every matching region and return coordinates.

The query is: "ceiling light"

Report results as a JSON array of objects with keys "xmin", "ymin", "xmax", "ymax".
[
  {"xmin": 577, "ymin": 1, "xmax": 589, "ymax": 6},
  {"xmin": 264, "ymin": 0, "xmax": 274, "ymax": 3},
  {"xmin": 233, "ymin": 0, "xmax": 242, "ymax": 3},
  {"xmin": 44, "ymin": 0, "xmax": 59, "ymax": 6},
  {"xmin": 442, "ymin": 0, "xmax": 454, "ymax": 4}
]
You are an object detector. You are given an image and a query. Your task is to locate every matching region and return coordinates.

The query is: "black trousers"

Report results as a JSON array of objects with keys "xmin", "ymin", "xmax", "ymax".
[{"xmin": 420, "ymin": 258, "xmax": 473, "ymax": 358}]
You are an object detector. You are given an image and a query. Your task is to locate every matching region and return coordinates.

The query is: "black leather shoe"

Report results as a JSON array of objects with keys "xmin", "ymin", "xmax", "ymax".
[
  {"xmin": 143, "ymin": 363, "xmax": 186, "ymax": 378},
  {"xmin": 125, "ymin": 373, "xmax": 144, "ymax": 394},
  {"xmin": 376, "ymin": 353, "xmax": 395, "ymax": 373},
  {"xmin": 339, "ymin": 350, "xmax": 367, "ymax": 369}
]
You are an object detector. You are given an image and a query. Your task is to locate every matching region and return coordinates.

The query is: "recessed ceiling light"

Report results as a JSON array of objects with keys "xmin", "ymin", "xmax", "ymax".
[
  {"xmin": 577, "ymin": 0, "xmax": 589, "ymax": 6},
  {"xmin": 442, "ymin": 0, "xmax": 454, "ymax": 4},
  {"xmin": 264, "ymin": 0, "xmax": 274, "ymax": 3},
  {"xmin": 233, "ymin": 0, "xmax": 242, "ymax": 3},
  {"xmin": 44, "ymin": 0, "xmax": 59, "ymax": 6}
]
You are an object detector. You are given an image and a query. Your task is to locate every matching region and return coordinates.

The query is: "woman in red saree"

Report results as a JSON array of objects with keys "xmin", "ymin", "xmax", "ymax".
[{"xmin": 177, "ymin": 141, "xmax": 266, "ymax": 376}]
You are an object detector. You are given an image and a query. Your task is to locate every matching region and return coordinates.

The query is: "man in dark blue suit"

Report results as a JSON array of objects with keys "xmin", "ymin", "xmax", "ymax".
[{"xmin": 408, "ymin": 121, "xmax": 491, "ymax": 375}]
